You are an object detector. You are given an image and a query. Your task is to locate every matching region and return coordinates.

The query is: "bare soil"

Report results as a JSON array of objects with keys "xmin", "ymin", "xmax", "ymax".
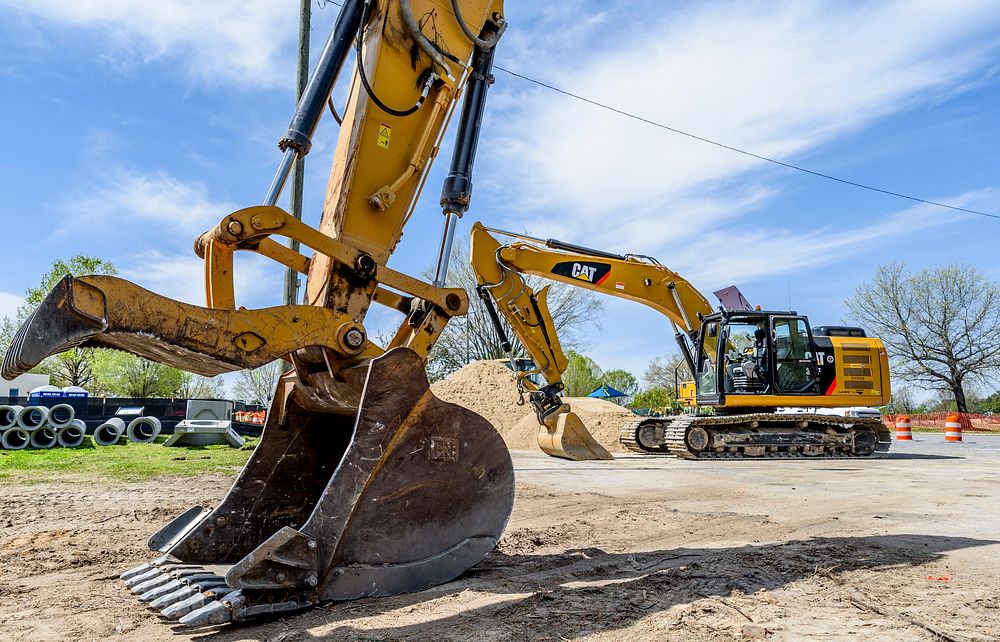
[{"xmin": 1, "ymin": 436, "xmax": 999, "ymax": 641}]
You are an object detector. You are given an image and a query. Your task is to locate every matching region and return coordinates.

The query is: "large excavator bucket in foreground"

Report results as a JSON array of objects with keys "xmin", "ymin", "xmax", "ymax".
[
  {"xmin": 3, "ymin": 276, "xmax": 515, "ymax": 627},
  {"xmin": 536, "ymin": 411, "xmax": 613, "ymax": 461},
  {"xmin": 126, "ymin": 348, "xmax": 514, "ymax": 626}
]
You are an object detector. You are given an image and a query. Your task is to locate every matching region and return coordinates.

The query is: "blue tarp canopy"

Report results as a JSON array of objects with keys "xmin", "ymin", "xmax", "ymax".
[{"xmin": 587, "ymin": 383, "xmax": 627, "ymax": 399}]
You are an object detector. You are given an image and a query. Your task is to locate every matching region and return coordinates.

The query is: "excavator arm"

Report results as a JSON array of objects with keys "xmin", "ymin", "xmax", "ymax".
[
  {"xmin": 469, "ymin": 222, "xmax": 713, "ymax": 460},
  {"xmin": 5, "ymin": 0, "xmax": 516, "ymax": 627}
]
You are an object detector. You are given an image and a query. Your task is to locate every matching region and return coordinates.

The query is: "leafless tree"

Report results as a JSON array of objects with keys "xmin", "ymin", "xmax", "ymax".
[
  {"xmin": 643, "ymin": 353, "xmax": 692, "ymax": 393},
  {"xmin": 846, "ymin": 262, "xmax": 1000, "ymax": 413},
  {"xmin": 233, "ymin": 362, "xmax": 283, "ymax": 405},
  {"xmin": 425, "ymin": 242, "xmax": 603, "ymax": 381},
  {"xmin": 175, "ymin": 372, "xmax": 226, "ymax": 399}
]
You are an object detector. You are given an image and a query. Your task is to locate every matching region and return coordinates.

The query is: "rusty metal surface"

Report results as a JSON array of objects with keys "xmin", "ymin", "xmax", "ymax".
[{"xmin": 126, "ymin": 348, "xmax": 514, "ymax": 625}]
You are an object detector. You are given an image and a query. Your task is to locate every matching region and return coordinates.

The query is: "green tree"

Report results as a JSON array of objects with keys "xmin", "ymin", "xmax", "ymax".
[
  {"xmin": 92, "ymin": 351, "xmax": 184, "ymax": 398},
  {"xmin": 630, "ymin": 387, "xmax": 670, "ymax": 413},
  {"xmin": 562, "ymin": 350, "xmax": 602, "ymax": 397},
  {"xmin": 846, "ymin": 262, "xmax": 1000, "ymax": 413},
  {"xmin": 601, "ymin": 368, "xmax": 638, "ymax": 406}
]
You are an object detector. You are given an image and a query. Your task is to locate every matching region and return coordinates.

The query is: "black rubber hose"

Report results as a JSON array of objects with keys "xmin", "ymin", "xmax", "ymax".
[
  {"xmin": 451, "ymin": 0, "xmax": 504, "ymax": 49},
  {"xmin": 355, "ymin": 1, "xmax": 426, "ymax": 117}
]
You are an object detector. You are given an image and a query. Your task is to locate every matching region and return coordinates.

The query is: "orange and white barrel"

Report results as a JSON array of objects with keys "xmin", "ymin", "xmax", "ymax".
[
  {"xmin": 944, "ymin": 412, "xmax": 963, "ymax": 442},
  {"xmin": 895, "ymin": 415, "xmax": 912, "ymax": 441}
]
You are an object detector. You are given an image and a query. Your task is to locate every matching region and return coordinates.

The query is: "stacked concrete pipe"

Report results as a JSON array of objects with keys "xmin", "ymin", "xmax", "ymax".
[
  {"xmin": 126, "ymin": 417, "xmax": 161, "ymax": 444},
  {"xmin": 0, "ymin": 404, "xmax": 24, "ymax": 430},
  {"xmin": 29, "ymin": 425, "xmax": 58, "ymax": 449},
  {"xmin": 93, "ymin": 417, "xmax": 126, "ymax": 446},
  {"xmin": 17, "ymin": 406, "xmax": 49, "ymax": 431},
  {"xmin": 57, "ymin": 419, "xmax": 88, "ymax": 448},
  {"xmin": 47, "ymin": 404, "xmax": 75, "ymax": 429},
  {"xmin": 1, "ymin": 426, "xmax": 30, "ymax": 450}
]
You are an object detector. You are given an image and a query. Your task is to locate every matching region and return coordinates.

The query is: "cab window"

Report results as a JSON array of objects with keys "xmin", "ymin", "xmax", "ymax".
[
  {"xmin": 772, "ymin": 317, "xmax": 816, "ymax": 392},
  {"xmin": 698, "ymin": 321, "xmax": 720, "ymax": 396}
]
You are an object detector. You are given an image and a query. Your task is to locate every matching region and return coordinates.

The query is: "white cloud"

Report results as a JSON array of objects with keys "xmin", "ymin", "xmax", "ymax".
[
  {"xmin": 120, "ymin": 250, "xmax": 283, "ymax": 308},
  {"xmin": 62, "ymin": 168, "xmax": 237, "ymax": 235},
  {"xmin": 0, "ymin": 292, "xmax": 23, "ymax": 320},
  {"xmin": 489, "ymin": 0, "xmax": 1000, "ymax": 249},
  {"xmin": 0, "ymin": 0, "xmax": 297, "ymax": 88}
]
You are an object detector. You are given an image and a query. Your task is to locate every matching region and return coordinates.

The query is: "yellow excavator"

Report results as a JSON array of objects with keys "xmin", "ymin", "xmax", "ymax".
[
  {"xmin": 469, "ymin": 224, "xmax": 892, "ymax": 461},
  {"xmin": 4, "ymin": 0, "xmax": 513, "ymax": 627}
]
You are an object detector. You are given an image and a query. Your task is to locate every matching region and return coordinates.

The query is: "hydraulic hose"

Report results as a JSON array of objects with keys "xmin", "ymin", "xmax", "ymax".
[
  {"xmin": 450, "ymin": 0, "xmax": 505, "ymax": 49},
  {"xmin": 399, "ymin": 0, "xmax": 452, "ymax": 78}
]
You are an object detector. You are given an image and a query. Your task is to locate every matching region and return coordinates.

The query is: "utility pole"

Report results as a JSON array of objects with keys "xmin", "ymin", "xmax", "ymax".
[
  {"xmin": 280, "ymin": 0, "xmax": 310, "ymax": 373},
  {"xmin": 283, "ymin": 0, "xmax": 311, "ymax": 308}
]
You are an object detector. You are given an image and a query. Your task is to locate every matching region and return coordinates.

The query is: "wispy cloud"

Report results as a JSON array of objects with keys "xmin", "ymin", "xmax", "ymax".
[
  {"xmin": 59, "ymin": 168, "xmax": 236, "ymax": 237},
  {"xmin": 0, "ymin": 0, "xmax": 297, "ymax": 88},
  {"xmin": 488, "ymin": 0, "xmax": 1000, "ymax": 250},
  {"xmin": 0, "ymin": 291, "xmax": 23, "ymax": 320},
  {"xmin": 120, "ymin": 250, "xmax": 281, "ymax": 307}
]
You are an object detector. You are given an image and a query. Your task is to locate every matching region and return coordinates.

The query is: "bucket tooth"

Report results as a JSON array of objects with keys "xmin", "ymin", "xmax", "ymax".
[
  {"xmin": 149, "ymin": 586, "xmax": 197, "ymax": 610},
  {"xmin": 140, "ymin": 580, "xmax": 184, "ymax": 602},
  {"xmin": 125, "ymin": 568, "xmax": 166, "ymax": 589},
  {"xmin": 160, "ymin": 594, "xmax": 211, "ymax": 620},
  {"xmin": 120, "ymin": 555, "xmax": 171, "ymax": 581},
  {"xmin": 179, "ymin": 599, "xmax": 235, "ymax": 627},
  {"xmin": 131, "ymin": 573, "xmax": 173, "ymax": 594}
]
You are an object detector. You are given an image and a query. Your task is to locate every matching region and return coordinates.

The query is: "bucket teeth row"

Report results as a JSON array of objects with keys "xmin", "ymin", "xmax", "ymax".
[{"xmin": 123, "ymin": 559, "xmax": 237, "ymax": 623}]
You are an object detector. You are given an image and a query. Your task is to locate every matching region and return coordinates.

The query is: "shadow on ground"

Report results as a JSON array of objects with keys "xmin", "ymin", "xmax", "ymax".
[{"xmin": 189, "ymin": 533, "xmax": 995, "ymax": 641}]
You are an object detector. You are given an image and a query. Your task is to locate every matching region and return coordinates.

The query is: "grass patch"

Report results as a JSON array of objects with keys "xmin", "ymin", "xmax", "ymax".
[{"xmin": 0, "ymin": 435, "xmax": 256, "ymax": 483}]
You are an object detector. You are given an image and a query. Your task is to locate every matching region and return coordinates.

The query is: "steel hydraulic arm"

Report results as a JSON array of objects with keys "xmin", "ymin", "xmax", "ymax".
[{"xmin": 5, "ymin": 0, "xmax": 517, "ymax": 627}]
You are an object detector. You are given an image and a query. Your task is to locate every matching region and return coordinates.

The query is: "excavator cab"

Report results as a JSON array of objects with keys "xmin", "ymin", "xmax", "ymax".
[{"xmin": 695, "ymin": 310, "xmax": 825, "ymax": 407}]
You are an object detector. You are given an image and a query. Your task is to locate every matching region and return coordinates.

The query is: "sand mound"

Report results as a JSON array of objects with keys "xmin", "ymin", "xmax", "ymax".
[
  {"xmin": 431, "ymin": 360, "xmax": 636, "ymax": 453},
  {"xmin": 430, "ymin": 360, "xmax": 528, "ymax": 437},
  {"xmin": 505, "ymin": 396, "xmax": 635, "ymax": 453}
]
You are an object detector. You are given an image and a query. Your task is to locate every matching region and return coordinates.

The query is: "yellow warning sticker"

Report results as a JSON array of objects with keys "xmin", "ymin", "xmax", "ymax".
[{"xmin": 377, "ymin": 123, "xmax": 391, "ymax": 149}]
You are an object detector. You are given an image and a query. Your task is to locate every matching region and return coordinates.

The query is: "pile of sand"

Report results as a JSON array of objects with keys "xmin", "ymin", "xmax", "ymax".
[
  {"xmin": 430, "ymin": 360, "xmax": 529, "ymax": 437},
  {"xmin": 505, "ymin": 396, "xmax": 635, "ymax": 453},
  {"xmin": 431, "ymin": 360, "xmax": 636, "ymax": 454}
]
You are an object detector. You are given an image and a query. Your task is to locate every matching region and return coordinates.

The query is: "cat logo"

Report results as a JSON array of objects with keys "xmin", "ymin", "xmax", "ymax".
[{"xmin": 552, "ymin": 260, "xmax": 611, "ymax": 285}]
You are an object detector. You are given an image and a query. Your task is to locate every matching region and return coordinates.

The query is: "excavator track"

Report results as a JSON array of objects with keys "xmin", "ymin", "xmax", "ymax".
[{"xmin": 620, "ymin": 414, "xmax": 891, "ymax": 460}]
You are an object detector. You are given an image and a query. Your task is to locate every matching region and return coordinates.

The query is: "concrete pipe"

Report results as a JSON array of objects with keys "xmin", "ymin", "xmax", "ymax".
[
  {"xmin": 93, "ymin": 418, "xmax": 126, "ymax": 446},
  {"xmin": 57, "ymin": 419, "xmax": 87, "ymax": 448},
  {"xmin": 47, "ymin": 403, "xmax": 75, "ymax": 429},
  {"xmin": 126, "ymin": 417, "xmax": 161, "ymax": 444},
  {"xmin": 30, "ymin": 426, "xmax": 58, "ymax": 449},
  {"xmin": 0, "ymin": 405, "xmax": 24, "ymax": 430},
  {"xmin": 2, "ymin": 427, "xmax": 30, "ymax": 450},
  {"xmin": 17, "ymin": 406, "xmax": 50, "ymax": 430}
]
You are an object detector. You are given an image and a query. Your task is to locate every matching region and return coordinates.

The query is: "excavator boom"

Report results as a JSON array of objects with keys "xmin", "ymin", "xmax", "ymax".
[{"xmin": 5, "ymin": 0, "xmax": 515, "ymax": 627}]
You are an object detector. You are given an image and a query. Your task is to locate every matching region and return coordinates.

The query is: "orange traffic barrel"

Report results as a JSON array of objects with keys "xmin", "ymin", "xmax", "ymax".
[
  {"xmin": 944, "ymin": 412, "xmax": 963, "ymax": 442},
  {"xmin": 895, "ymin": 415, "xmax": 912, "ymax": 441}
]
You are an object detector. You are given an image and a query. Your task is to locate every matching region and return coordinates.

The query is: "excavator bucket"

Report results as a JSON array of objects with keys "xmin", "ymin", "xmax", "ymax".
[
  {"xmin": 126, "ymin": 347, "xmax": 514, "ymax": 626},
  {"xmin": 536, "ymin": 411, "xmax": 613, "ymax": 461},
  {"xmin": 3, "ymin": 276, "xmax": 515, "ymax": 626}
]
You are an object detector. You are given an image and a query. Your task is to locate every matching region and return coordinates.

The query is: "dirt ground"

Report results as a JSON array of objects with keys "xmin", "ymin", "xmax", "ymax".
[{"xmin": 2, "ymin": 434, "xmax": 999, "ymax": 641}]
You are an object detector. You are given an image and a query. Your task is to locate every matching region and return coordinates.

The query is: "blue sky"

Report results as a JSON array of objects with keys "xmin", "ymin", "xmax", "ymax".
[{"xmin": 1, "ymin": 0, "xmax": 999, "ymax": 394}]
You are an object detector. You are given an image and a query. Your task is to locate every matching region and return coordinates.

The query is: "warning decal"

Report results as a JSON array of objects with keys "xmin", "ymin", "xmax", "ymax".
[{"xmin": 377, "ymin": 123, "xmax": 391, "ymax": 149}]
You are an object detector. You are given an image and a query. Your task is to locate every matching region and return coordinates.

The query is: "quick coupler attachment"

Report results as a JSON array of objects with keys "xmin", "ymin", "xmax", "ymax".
[{"xmin": 121, "ymin": 348, "xmax": 515, "ymax": 627}]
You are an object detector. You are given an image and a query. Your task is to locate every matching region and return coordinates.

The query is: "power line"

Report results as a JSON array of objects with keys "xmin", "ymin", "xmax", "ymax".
[
  {"xmin": 315, "ymin": 2, "xmax": 998, "ymax": 220},
  {"xmin": 493, "ymin": 65, "xmax": 999, "ymax": 221}
]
